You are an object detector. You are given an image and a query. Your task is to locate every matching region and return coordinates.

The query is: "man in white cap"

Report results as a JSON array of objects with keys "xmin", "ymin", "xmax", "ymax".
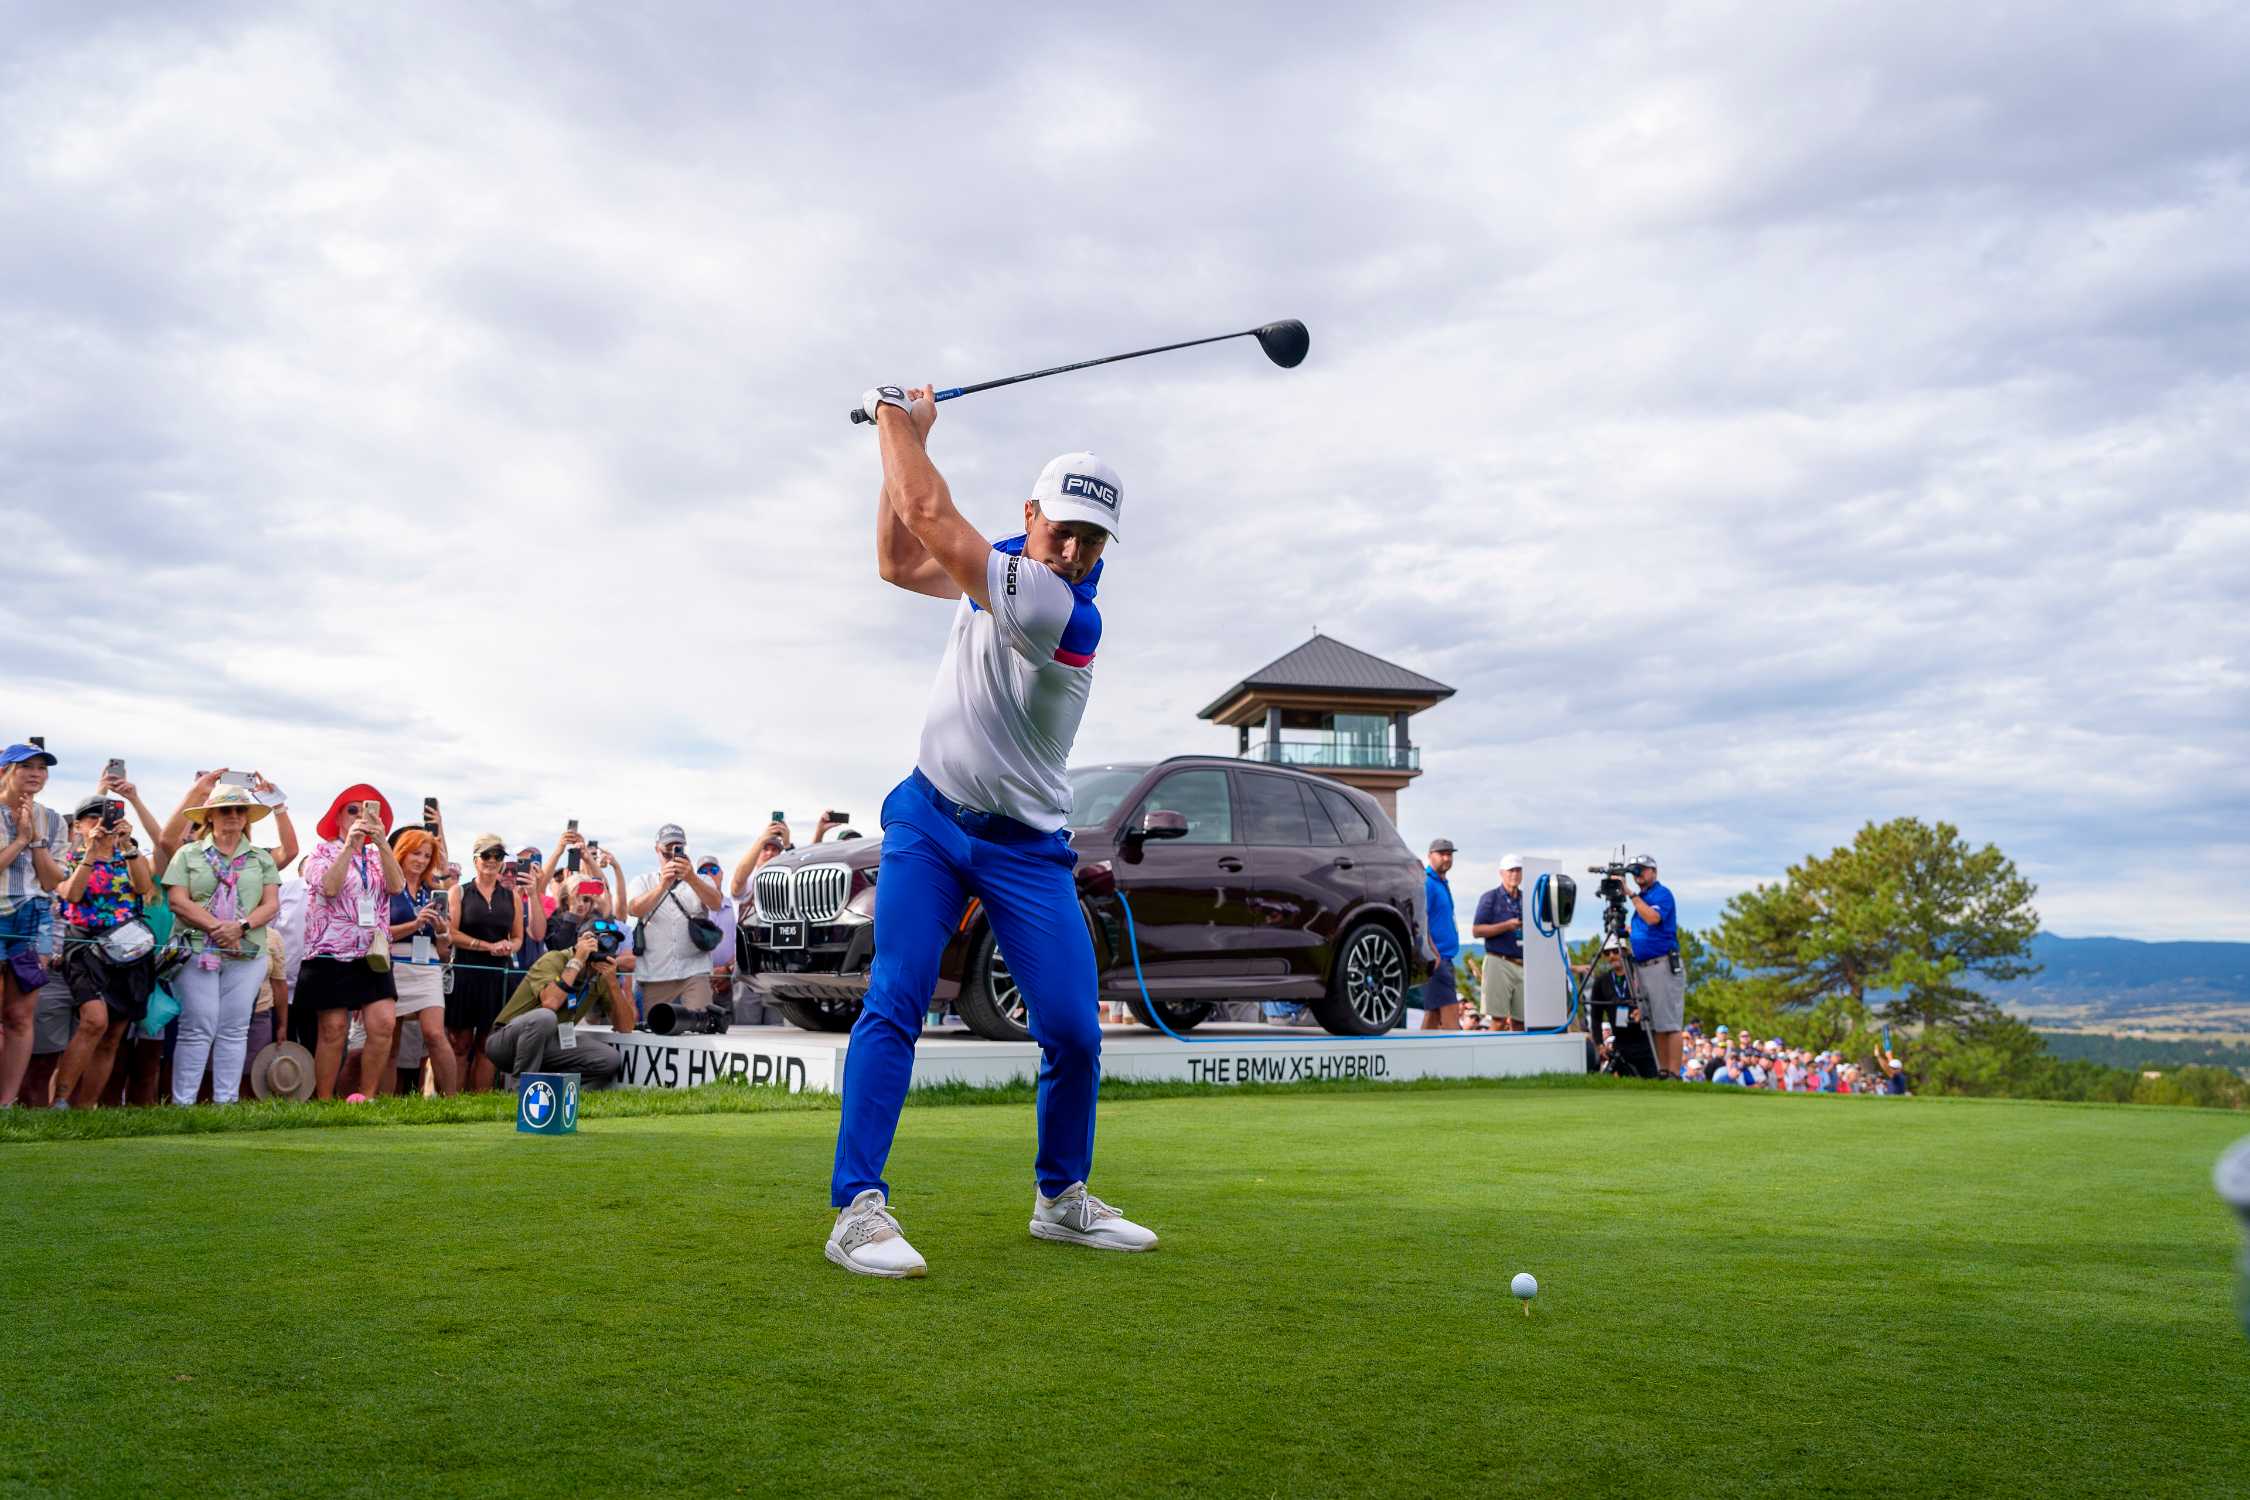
[
  {"xmin": 1470, "ymin": 854, "xmax": 1527, "ymax": 1031},
  {"xmin": 825, "ymin": 382, "xmax": 1156, "ymax": 1278}
]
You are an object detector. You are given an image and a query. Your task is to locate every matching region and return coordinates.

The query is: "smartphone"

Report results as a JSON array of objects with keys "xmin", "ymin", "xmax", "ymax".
[
  {"xmin": 423, "ymin": 796, "xmax": 439, "ymax": 817},
  {"xmin": 99, "ymin": 801, "xmax": 124, "ymax": 828},
  {"xmin": 587, "ymin": 839, "xmax": 599, "ymax": 852},
  {"xmin": 217, "ymin": 771, "xmax": 253, "ymax": 789},
  {"xmin": 567, "ymin": 817, "xmax": 579, "ymax": 833},
  {"xmin": 566, "ymin": 846, "xmax": 582, "ymax": 873},
  {"xmin": 104, "ymin": 757, "xmax": 127, "ymax": 783},
  {"xmin": 826, "ymin": 810, "xmax": 849, "ymax": 825},
  {"xmin": 28, "ymin": 737, "xmax": 43, "ymax": 750},
  {"xmin": 770, "ymin": 809, "xmax": 785, "ymax": 824}
]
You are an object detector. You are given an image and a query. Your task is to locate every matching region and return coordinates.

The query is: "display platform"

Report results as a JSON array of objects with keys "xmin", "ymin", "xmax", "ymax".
[{"xmin": 587, "ymin": 1023, "xmax": 1583, "ymax": 1094}]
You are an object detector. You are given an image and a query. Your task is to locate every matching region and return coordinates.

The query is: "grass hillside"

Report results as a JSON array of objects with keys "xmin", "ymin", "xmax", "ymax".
[
  {"xmin": 1985, "ymin": 933, "xmax": 2250, "ymax": 1035},
  {"xmin": 4, "ymin": 1080, "xmax": 2246, "ymax": 1498}
]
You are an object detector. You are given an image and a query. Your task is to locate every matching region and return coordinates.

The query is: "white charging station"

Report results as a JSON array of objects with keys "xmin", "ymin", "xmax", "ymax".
[{"xmin": 1518, "ymin": 855, "xmax": 1571, "ymax": 1030}]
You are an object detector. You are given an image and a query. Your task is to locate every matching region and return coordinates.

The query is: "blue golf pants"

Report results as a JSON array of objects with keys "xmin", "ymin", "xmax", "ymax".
[{"xmin": 830, "ymin": 771, "xmax": 1102, "ymax": 1207}]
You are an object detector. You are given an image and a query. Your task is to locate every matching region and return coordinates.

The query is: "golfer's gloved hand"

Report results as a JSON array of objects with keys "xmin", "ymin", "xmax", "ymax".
[{"xmin": 860, "ymin": 386, "xmax": 915, "ymax": 426}]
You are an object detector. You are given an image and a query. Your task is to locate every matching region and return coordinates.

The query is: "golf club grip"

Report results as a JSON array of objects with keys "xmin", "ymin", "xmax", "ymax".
[{"xmin": 847, "ymin": 389, "xmax": 964, "ymax": 425}]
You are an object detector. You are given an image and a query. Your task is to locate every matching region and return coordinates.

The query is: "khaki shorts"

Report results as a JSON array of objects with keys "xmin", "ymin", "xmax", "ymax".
[
  {"xmin": 1635, "ymin": 955, "xmax": 1686, "ymax": 1032},
  {"xmin": 640, "ymin": 976, "xmax": 714, "ymax": 1011},
  {"xmin": 1479, "ymin": 955, "xmax": 1524, "ymax": 1021}
]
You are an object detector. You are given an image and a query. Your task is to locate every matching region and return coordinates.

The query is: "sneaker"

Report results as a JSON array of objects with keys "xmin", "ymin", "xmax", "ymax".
[
  {"xmin": 825, "ymin": 1189, "xmax": 927, "ymax": 1278},
  {"xmin": 1029, "ymin": 1182, "xmax": 1159, "ymax": 1252}
]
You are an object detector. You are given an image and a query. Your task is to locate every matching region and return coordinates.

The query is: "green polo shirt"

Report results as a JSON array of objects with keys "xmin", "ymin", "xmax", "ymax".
[
  {"xmin": 161, "ymin": 838, "xmax": 282, "ymax": 958},
  {"xmin": 497, "ymin": 948, "xmax": 623, "ymax": 1028}
]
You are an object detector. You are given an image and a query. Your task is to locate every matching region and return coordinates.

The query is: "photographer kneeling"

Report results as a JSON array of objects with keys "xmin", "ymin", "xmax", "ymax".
[
  {"xmin": 484, "ymin": 921, "xmax": 634, "ymax": 1089},
  {"xmin": 1586, "ymin": 934, "xmax": 1658, "ymax": 1078},
  {"xmin": 1623, "ymin": 854, "xmax": 1684, "ymax": 1079}
]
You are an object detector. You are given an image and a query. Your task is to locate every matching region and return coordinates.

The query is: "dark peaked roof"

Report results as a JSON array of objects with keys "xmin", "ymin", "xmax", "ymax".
[{"xmin": 1198, "ymin": 633, "xmax": 1456, "ymax": 719}]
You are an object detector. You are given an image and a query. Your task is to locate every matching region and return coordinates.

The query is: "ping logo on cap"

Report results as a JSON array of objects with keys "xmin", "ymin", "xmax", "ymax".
[{"xmin": 1060, "ymin": 473, "xmax": 1119, "ymax": 511}]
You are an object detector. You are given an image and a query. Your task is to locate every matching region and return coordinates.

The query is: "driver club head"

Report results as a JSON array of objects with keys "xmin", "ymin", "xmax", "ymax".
[{"xmin": 1253, "ymin": 319, "xmax": 1310, "ymax": 369}]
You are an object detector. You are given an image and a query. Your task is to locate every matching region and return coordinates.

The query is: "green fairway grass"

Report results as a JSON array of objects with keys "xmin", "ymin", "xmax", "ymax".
[{"xmin": 4, "ymin": 1082, "xmax": 2246, "ymax": 1498}]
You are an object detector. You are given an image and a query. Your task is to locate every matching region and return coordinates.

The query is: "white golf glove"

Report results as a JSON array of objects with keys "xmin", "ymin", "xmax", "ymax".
[{"xmin": 860, "ymin": 386, "xmax": 915, "ymax": 426}]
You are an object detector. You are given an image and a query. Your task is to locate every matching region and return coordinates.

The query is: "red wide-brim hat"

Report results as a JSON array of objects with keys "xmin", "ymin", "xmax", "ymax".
[{"xmin": 317, "ymin": 784, "xmax": 394, "ymax": 842}]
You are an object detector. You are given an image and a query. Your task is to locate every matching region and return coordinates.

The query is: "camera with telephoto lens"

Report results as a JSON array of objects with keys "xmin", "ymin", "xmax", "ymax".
[{"xmin": 646, "ymin": 994, "xmax": 733, "ymax": 1036}]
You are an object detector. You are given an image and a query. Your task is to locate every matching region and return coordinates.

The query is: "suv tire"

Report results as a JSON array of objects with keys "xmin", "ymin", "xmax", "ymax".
[
  {"xmin": 1125, "ymin": 997, "xmax": 1214, "ymax": 1034},
  {"xmin": 775, "ymin": 995, "xmax": 862, "ymax": 1033},
  {"xmin": 956, "ymin": 928, "xmax": 1033, "ymax": 1042},
  {"xmin": 1312, "ymin": 920, "xmax": 1408, "ymax": 1035}
]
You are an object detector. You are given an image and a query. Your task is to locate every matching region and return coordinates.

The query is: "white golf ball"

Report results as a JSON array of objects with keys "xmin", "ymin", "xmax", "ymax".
[{"xmin": 1511, "ymin": 1272, "xmax": 1538, "ymax": 1301}]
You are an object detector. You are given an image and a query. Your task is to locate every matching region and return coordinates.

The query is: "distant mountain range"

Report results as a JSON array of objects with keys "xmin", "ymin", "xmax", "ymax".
[{"xmin": 1974, "ymin": 934, "xmax": 2250, "ymax": 1035}]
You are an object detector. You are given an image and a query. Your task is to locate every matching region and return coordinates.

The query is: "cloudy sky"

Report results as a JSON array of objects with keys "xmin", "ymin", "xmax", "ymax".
[{"xmin": 4, "ymin": 2, "xmax": 2245, "ymax": 942}]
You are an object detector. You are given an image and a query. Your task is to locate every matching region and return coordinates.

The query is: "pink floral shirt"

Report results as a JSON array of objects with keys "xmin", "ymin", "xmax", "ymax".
[{"xmin": 300, "ymin": 838, "xmax": 386, "ymax": 962}]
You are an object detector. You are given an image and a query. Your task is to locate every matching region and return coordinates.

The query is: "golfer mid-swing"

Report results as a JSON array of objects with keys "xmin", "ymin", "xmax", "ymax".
[{"xmin": 826, "ymin": 383, "xmax": 1158, "ymax": 1277}]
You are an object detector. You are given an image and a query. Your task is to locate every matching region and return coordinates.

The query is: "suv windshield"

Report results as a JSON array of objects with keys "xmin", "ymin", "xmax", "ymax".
[{"xmin": 1066, "ymin": 766, "xmax": 1147, "ymax": 830}]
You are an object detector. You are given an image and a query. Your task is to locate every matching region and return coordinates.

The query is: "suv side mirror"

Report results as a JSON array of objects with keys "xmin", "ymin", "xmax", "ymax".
[{"xmin": 1121, "ymin": 809, "xmax": 1189, "ymax": 861}]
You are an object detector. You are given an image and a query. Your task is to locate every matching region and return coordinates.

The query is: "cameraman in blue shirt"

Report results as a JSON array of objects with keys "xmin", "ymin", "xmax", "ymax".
[{"xmin": 1624, "ymin": 854, "xmax": 1685, "ymax": 1078}]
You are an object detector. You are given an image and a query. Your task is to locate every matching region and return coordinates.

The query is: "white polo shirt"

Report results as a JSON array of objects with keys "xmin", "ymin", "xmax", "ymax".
[{"xmin": 916, "ymin": 543, "xmax": 1101, "ymax": 833}]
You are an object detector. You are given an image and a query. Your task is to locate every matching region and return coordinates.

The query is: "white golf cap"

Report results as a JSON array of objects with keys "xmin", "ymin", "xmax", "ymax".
[
  {"xmin": 1500, "ymin": 852, "xmax": 1523, "ymax": 871},
  {"xmin": 1031, "ymin": 452, "xmax": 1123, "ymax": 541}
]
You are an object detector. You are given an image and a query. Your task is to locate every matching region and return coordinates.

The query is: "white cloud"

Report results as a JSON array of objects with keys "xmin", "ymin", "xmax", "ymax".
[{"xmin": 2, "ymin": 1, "xmax": 2245, "ymax": 936}]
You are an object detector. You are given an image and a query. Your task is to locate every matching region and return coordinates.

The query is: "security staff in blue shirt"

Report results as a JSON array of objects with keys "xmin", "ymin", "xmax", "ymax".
[
  {"xmin": 1624, "ymin": 854, "xmax": 1685, "ymax": 1077},
  {"xmin": 1421, "ymin": 838, "xmax": 1461, "ymax": 1029}
]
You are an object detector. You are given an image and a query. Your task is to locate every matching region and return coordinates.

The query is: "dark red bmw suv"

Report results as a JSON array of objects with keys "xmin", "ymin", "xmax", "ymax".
[{"xmin": 736, "ymin": 756, "xmax": 1431, "ymax": 1040}]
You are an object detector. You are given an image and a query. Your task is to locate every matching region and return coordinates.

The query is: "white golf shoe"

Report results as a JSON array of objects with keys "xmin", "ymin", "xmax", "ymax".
[
  {"xmin": 825, "ymin": 1190, "xmax": 927, "ymax": 1278},
  {"xmin": 1029, "ymin": 1182, "xmax": 1159, "ymax": 1252}
]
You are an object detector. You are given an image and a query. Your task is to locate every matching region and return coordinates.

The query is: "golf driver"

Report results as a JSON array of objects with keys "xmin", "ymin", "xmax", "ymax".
[{"xmin": 849, "ymin": 319, "xmax": 1308, "ymax": 424}]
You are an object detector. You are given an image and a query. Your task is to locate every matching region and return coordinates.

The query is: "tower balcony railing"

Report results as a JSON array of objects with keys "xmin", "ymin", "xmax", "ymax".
[{"xmin": 1241, "ymin": 739, "xmax": 1419, "ymax": 772}]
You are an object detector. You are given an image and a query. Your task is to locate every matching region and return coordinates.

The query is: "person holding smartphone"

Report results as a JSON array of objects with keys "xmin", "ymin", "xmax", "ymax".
[
  {"xmin": 161, "ymin": 784, "xmax": 282, "ymax": 1106},
  {"xmin": 298, "ymin": 784, "xmax": 405, "ymax": 1099},
  {"xmin": 49, "ymin": 796, "xmax": 158, "ymax": 1107},
  {"xmin": 376, "ymin": 826, "xmax": 456, "ymax": 1096},
  {"xmin": 0, "ymin": 743, "xmax": 70, "ymax": 1109},
  {"xmin": 445, "ymin": 833, "xmax": 524, "ymax": 1092},
  {"xmin": 625, "ymin": 823, "xmax": 724, "ymax": 1016}
]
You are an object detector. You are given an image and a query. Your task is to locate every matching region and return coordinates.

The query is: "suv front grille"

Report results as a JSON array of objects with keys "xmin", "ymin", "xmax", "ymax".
[
  {"xmin": 754, "ymin": 868, "xmax": 792, "ymax": 921},
  {"xmin": 754, "ymin": 863, "xmax": 852, "ymax": 923},
  {"xmin": 797, "ymin": 864, "xmax": 850, "ymax": 922}
]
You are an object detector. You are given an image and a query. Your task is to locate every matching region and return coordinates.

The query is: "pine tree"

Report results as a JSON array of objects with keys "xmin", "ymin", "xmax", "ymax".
[{"xmin": 1703, "ymin": 817, "xmax": 2039, "ymax": 1036}]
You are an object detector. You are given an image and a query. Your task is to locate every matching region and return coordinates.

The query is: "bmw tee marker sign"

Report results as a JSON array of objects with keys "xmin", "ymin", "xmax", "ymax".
[{"xmin": 516, "ymin": 1072, "xmax": 580, "ymax": 1135}]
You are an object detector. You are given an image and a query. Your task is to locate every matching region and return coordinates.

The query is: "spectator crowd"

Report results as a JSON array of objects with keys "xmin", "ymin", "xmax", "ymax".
[
  {"xmin": 1, "ymin": 738, "xmax": 1924, "ymax": 1112},
  {"xmin": 1675, "ymin": 1025, "xmax": 1908, "ymax": 1093},
  {"xmin": 0, "ymin": 743, "xmax": 825, "ymax": 1110}
]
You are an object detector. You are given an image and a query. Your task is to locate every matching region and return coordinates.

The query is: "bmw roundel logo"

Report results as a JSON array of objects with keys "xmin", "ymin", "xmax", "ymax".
[
  {"xmin": 521, "ymin": 1080, "xmax": 557, "ymax": 1127},
  {"xmin": 561, "ymin": 1086, "xmax": 578, "ymax": 1130}
]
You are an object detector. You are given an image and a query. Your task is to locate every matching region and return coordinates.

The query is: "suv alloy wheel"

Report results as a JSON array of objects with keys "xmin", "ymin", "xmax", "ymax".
[
  {"xmin": 1311, "ymin": 920, "xmax": 1408, "ymax": 1035},
  {"xmin": 955, "ymin": 929, "xmax": 1032, "ymax": 1041}
]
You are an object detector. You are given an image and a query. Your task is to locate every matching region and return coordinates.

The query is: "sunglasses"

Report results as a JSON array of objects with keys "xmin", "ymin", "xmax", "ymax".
[{"xmin": 476, "ymin": 849, "xmax": 503, "ymax": 861}]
